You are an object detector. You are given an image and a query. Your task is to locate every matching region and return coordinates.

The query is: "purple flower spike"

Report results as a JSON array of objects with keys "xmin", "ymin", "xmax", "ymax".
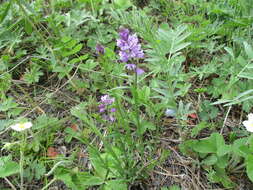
[
  {"xmin": 125, "ymin": 64, "xmax": 136, "ymax": 70},
  {"xmin": 102, "ymin": 115, "xmax": 115, "ymax": 122},
  {"xmin": 109, "ymin": 115, "xmax": 115, "ymax": 122},
  {"xmin": 119, "ymin": 51, "xmax": 130, "ymax": 62},
  {"xmin": 116, "ymin": 28, "xmax": 144, "ymax": 62},
  {"xmin": 119, "ymin": 28, "xmax": 130, "ymax": 41},
  {"xmin": 110, "ymin": 108, "xmax": 116, "ymax": 112},
  {"xmin": 136, "ymin": 68, "xmax": 145, "ymax": 75},
  {"xmin": 96, "ymin": 44, "xmax": 105, "ymax": 55},
  {"xmin": 98, "ymin": 104, "xmax": 106, "ymax": 113},
  {"xmin": 101, "ymin": 95, "xmax": 115, "ymax": 105},
  {"xmin": 98, "ymin": 94, "xmax": 116, "ymax": 122}
]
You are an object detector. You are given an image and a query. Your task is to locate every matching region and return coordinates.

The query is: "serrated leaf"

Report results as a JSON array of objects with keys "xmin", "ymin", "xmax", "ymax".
[
  {"xmin": 201, "ymin": 154, "xmax": 217, "ymax": 165},
  {"xmin": 0, "ymin": 156, "xmax": 19, "ymax": 178},
  {"xmin": 232, "ymin": 138, "xmax": 248, "ymax": 157},
  {"xmin": 246, "ymin": 155, "xmax": 253, "ymax": 182}
]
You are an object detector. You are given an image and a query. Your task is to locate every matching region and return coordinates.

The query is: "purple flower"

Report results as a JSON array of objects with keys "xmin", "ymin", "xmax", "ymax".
[
  {"xmin": 125, "ymin": 64, "xmax": 136, "ymax": 70},
  {"xmin": 119, "ymin": 51, "xmax": 130, "ymax": 62},
  {"xmin": 98, "ymin": 104, "xmax": 106, "ymax": 113},
  {"xmin": 110, "ymin": 108, "xmax": 116, "ymax": 112},
  {"xmin": 116, "ymin": 28, "xmax": 144, "ymax": 62},
  {"xmin": 98, "ymin": 95, "xmax": 116, "ymax": 122},
  {"xmin": 96, "ymin": 44, "xmax": 105, "ymax": 55},
  {"xmin": 101, "ymin": 95, "xmax": 115, "ymax": 105},
  {"xmin": 136, "ymin": 67, "xmax": 145, "ymax": 75},
  {"xmin": 103, "ymin": 115, "xmax": 115, "ymax": 122},
  {"xmin": 109, "ymin": 115, "xmax": 115, "ymax": 122},
  {"xmin": 119, "ymin": 28, "xmax": 130, "ymax": 41}
]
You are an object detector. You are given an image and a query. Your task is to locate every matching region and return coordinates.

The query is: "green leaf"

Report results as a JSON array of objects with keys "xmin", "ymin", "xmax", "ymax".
[
  {"xmin": 193, "ymin": 136, "xmax": 216, "ymax": 154},
  {"xmin": 169, "ymin": 185, "xmax": 181, "ymax": 190},
  {"xmin": 77, "ymin": 175, "xmax": 104, "ymax": 186},
  {"xmin": 65, "ymin": 39, "xmax": 78, "ymax": 49},
  {"xmin": 216, "ymin": 155, "xmax": 229, "ymax": 168},
  {"xmin": 139, "ymin": 120, "xmax": 156, "ymax": 135},
  {"xmin": 79, "ymin": 60, "xmax": 98, "ymax": 71},
  {"xmin": 55, "ymin": 168, "xmax": 78, "ymax": 190},
  {"xmin": 179, "ymin": 140, "xmax": 197, "ymax": 155},
  {"xmin": 113, "ymin": 0, "xmax": 132, "ymax": 10},
  {"xmin": 62, "ymin": 44, "xmax": 83, "ymax": 57},
  {"xmin": 0, "ymin": 0, "xmax": 12, "ymax": 24},
  {"xmin": 246, "ymin": 155, "xmax": 253, "ymax": 182},
  {"xmin": 207, "ymin": 167, "xmax": 235, "ymax": 188},
  {"xmin": 69, "ymin": 54, "xmax": 89, "ymax": 64},
  {"xmin": 192, "ymin": 133, "xmax": 228, "ymax": 155},
  {"xmin": 103, "ymin": 180, "xmax": 127, "ymax": 190},
  {"xmin": 217, "ymin": 144, "xmax": 231, "ymax": 157},
  {"xmin": 138, "ymin": 86, "xmax": 150, "ymax": 102},
  {"xmin": 171, "ymin": 42, "xmax": 191, "ymax": 54},
  {"xmin": 24, "ymin": 18, "xmax": 33, "ymax": 34},
  {"xmin": 0, "ymin": 97, "xmax": 18, "ymax": 112},
  {"xmin": 33, "ymin": 114, "xmax": 60, "ymax": 130},
  {"xmin": 70, "ymin": 103, "xmax": 87, "ymax": 120},
  {"xmin": 0, "ymin": 156, "xmax": 19, "ymax": 178},
  {"xmin": 0, "ymin": 120, "xmax": 12, "ymax": 131},
  {"xmin": 89, "ymin": 146, "xmax": 123, "ymax": 179},
  {"xmin": 201, "ymin": 154, "xmax": 217, "ymax": 166},
  {"xmin": 61, "ymin": 36, "xmax": 72, "ymax": 43},
  {"xmin": 243, "ymin": 42, "xmax": 253, "ymax": 59},
  {"xmin": 224, "ymin": 47, "xmax": 235, "ymax": 59},
  {"xmin": 55, "ymin": 168, "xmax": 103, "ymax": 189},
  {"xmin": 34, "ymin": 162, "xmax": 46, "ymax": 180},
  {"xmin": 23, "ymin": 66, "xmax": 43, "ymax": 84},
  {"xmin": 191, "ymin": 122, "xmax": 208, "ymax": 137},
  {"xmin": 232, "ymin": 138, "xmax": 248, "ymax": 157}
]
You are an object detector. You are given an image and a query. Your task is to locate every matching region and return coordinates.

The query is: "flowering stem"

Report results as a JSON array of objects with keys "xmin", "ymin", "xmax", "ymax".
[
  {"xmin": 20, "ymin": 132, "xmax": 26, "ymax": 190},
  {"xmin": 134, "ymin": 62, "xmax": 141, "ymax": 135}
]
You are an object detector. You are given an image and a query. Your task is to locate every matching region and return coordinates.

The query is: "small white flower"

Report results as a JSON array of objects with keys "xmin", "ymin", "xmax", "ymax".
[
  {"xmin": 243, "ymin": 113, "xmax": 253, "ymax": 132},
  {"xmin": 10, "ymin": 122, "xmax": 32, "ymax": 132}
]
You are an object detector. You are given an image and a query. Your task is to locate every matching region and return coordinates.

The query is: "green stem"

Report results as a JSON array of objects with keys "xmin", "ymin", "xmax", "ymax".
[
  {"xmin": 133, "ymin": 63, "xmax": 141, "ymax": 135},
  {"xmin": 90, "ymin": 0, "xmax": 95, "ymax": 16},
  {"xmin": 41, "ymin": 178, "xmax": 57, "ymax": 190},
  {"xmin": 20, "ymin": 132, "xmax": 26, "ymax": 190}
]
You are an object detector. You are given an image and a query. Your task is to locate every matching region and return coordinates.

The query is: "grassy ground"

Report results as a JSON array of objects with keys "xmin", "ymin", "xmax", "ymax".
[{"xmin": 1, "ymin": 0, "xmax": 253, "ymax": 189}]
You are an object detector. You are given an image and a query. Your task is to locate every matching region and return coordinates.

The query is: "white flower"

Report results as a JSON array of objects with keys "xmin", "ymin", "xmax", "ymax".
[
  {"xmin": 165, "ymin": 108, "xmax": 176, "ymax": 117},
  {"xmin": 10, "ymin": 122, "xmax": 32, "ymax": 132},
  {"xmin": 243, "ymin": 113, "xmax": 253, "ymax": 132}
]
